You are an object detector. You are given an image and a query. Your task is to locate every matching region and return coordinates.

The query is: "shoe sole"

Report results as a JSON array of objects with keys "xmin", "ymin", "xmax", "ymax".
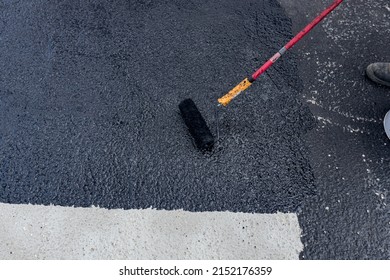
[
  {"xmin": 384, "ymin": 110, "xmax": 390, "ymax": 140},
  {"xmin": 366, "ymin": 65, "xmax": 390, "ymax": 87}
]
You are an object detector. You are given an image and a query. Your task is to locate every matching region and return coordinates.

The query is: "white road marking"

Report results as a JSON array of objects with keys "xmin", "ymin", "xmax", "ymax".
[{"xmin": 0, "ymin": 203, "xmax": 303, "ymax": 260}]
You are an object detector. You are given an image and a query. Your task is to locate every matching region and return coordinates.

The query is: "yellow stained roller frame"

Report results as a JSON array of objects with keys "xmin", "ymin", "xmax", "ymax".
[{"xmin": 217, "ymin": 78, "xmax": 252, "ymax": 106}]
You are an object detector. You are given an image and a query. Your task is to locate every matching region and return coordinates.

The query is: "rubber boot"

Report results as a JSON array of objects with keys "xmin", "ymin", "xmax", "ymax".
[
  {"xmin": 366, "ymin": 63, "xmax": 390, "ymax": 139},
  {"xmin": 384, "ymin": 110, "xmax": 390, "ymax": 139}
]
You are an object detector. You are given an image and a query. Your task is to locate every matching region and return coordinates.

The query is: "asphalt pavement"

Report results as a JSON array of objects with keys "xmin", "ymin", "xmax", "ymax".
[
  {"xmin": 0, "ymin": 0, "xmax": 314, "ymax": 213},
  {"xmin": 278, "ymin": 0, "xmax": 390, "ymax": 259},
  {"xmin": 0, "ymin": 0, "xmax": 389, "ymax": 259}
]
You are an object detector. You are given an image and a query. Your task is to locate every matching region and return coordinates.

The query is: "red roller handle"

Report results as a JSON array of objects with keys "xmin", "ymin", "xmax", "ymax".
[
  {"xmin": 217, "ymin": 0, "xmax": 343, "ymax": 106},
  {"xmin": 251, "ymin": 0, "xmax": 343, "ymax": 80}
]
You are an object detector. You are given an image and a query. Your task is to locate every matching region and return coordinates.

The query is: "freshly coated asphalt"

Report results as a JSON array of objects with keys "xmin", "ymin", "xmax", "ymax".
[
  {"xmin": 0, "ymin": 0, "xmax": 389, "ymax": 259},
  {"xmin": 0, "ymin": 0, "xmax": 314, "ymax": 213}
]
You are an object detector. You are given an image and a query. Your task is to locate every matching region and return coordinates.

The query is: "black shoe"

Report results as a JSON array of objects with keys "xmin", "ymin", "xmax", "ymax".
[{"xmin": 366, "ymin": 63, "xmax": 390, "ymax": 87}]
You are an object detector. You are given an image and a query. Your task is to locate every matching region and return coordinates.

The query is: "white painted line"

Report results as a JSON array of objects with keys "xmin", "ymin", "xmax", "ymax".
[{"xmin": 0, "ymin": 203, "xmax": 303, "ymax": 260}]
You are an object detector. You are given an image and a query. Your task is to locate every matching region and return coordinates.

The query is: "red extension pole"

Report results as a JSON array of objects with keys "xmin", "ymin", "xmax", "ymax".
[
  {"xmin": 251, "ymin": 0, "xmax": 344, "ymax": 80},
  {"xmin": 218, "ymin": 0, "xmax": 344, "ymax": 106}
]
